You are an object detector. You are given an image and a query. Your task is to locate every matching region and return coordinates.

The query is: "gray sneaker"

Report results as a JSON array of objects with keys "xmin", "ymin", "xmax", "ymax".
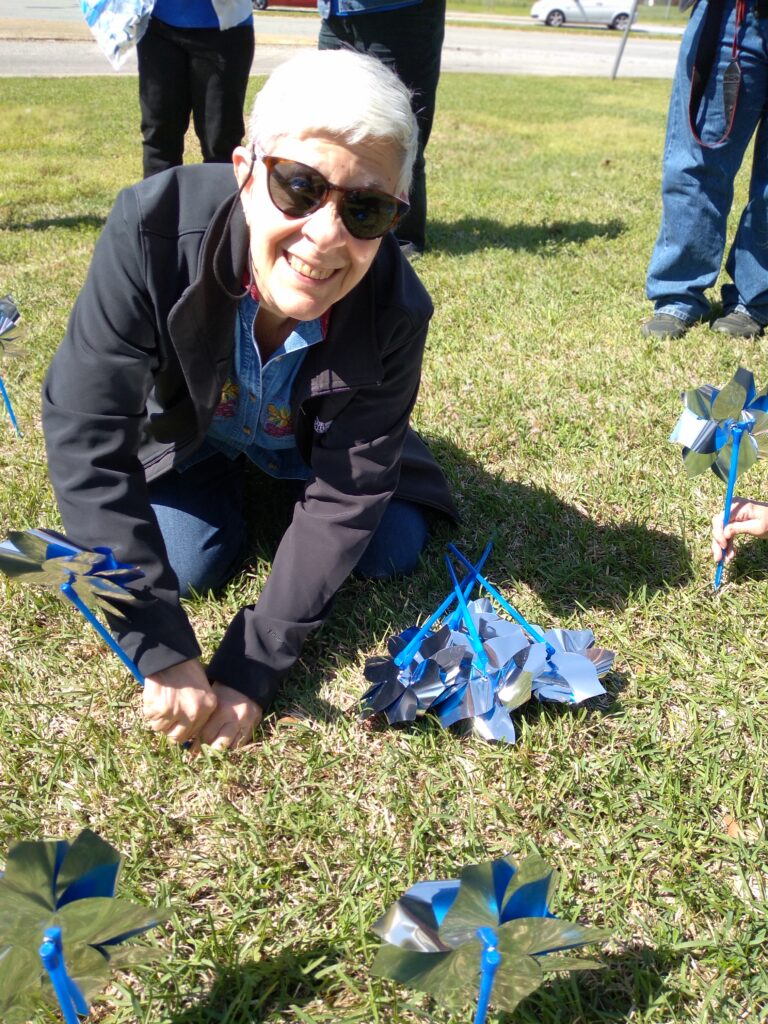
[
  {"xmin": 711, "ymin": 310, "xmax": 763, "ymax": 338},
  {"xmin": 641, "ymin": 312, "xmax": 690, "ymax": 339}
]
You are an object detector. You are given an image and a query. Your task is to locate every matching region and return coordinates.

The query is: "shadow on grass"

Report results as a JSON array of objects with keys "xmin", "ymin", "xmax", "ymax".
[
  {"xmin": 1, "ymin": 214, "xmax": 107, "ymax": 232},
  {"xmin": 429, "ymin": 437, "xmax": 693, "ymax": 617},
  {"xmin": 239, "ymin": 440, "xmax": 691, "ymax": 623},
  {"xmin": 723, "ymin": 543, "xmax": 768, "ymax": 586},
  {"xmin": 167, "ymin": 944, "xmax": 342, "ymax": 1024},
  {"xmin": 514, "ymin": 945, "xmax": 684, "ymax": 1023},
  {"xmin": 165, "ymin": 943, "xmax": 681, "ymax": 1024},
  {"xmin": 428, "ymin": 217, "xmax": 626, "ymax": 256}
]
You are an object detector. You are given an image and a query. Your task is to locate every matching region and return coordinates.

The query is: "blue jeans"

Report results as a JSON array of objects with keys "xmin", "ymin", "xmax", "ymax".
[
  {"xmin": 149, "ymin": 454, "xmax": 429, "ymax": 596},
  {"xmin": 646, "ymin": 0, "xmax": 768, "ymax": 325}
]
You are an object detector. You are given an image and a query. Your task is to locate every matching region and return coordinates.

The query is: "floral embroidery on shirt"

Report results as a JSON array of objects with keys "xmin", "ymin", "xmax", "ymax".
[
  {"xmin": 215, "ymin": 379, "xmax": 239, "ymax": 419},
  {"xmin": 264, "ymin": 402, "xmax": 293, "ymax": 436}
]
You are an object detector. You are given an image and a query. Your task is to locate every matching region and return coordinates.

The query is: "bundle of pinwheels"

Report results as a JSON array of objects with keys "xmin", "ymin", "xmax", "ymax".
[{"xmin": 361, "ymin": 544, "xmax": 614, "ymax": 742}]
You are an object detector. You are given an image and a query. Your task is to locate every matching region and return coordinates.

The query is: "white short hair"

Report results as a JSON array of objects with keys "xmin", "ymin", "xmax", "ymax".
[{"xmin": 247, "ymin": 48, "xmax": 418, "ymax": 195}]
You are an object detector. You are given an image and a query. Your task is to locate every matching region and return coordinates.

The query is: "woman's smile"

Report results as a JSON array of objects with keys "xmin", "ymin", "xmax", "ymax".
[{"xmin": 284, "ymin": 251, "xmax": 339, "ymax": 282}]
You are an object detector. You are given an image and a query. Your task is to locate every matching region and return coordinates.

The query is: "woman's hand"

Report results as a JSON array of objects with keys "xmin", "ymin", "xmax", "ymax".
[
  {"xmin": 711, "ymin": 496, "xmax": 768, "ymax": 563},
  {"xmin": 143, "ymin": 658, "xmax": 217, "ymax": 744},
  {"xmin": 190, "ymin": 683, "xmax": 263, "ymax": 752}
]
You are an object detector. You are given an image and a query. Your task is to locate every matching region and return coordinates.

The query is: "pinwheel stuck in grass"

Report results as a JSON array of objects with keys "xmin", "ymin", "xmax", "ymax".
[
  {"xmin": 0, "ymin": 528, "xmax": 146, "ymax": 685},
  {"xmin": 371, "ymin": 852, "xmax": 611, "ymax": 1024},
  {"xmin": 0, "ymin": 294, "xmax": 23, "ymax": 435},
  {"xmin": 0, "ymin": 828, "xmax": 168, "ymax": 1023},
  {"xmin": 670, "ymin": 366, "xmax": 768, "ymax": 587}
]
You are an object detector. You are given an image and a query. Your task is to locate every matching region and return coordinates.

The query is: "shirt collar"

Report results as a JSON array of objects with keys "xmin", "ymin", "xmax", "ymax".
[{"xmin": 242, "ymin": 270, "xmax": 332, "ymax": 340}]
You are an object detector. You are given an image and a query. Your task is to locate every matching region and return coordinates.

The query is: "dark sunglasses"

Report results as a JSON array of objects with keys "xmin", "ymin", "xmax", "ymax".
[{"xmin": 254, "ymin": 150, "xmax": 409, "ymax": 241}]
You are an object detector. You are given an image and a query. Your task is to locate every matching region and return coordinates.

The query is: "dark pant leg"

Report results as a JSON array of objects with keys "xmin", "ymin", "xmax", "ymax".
[
  {"xmin": 188, "ymin": 23, "xmax": 254, "ymax": 164},
  {"xmin": 319, "ymin": 0, "xmax": 446, "ymax": 251},
  {"xmin": 355, "ymin": 498, "xmax": 429, "ymax": 578},
  {"xmin": 137, "ymin": 18, "xmax": 193, "ymax": 178},
  {"xmin": 149, "ymin": 454, "xmax": 248, "ymax": 597}
]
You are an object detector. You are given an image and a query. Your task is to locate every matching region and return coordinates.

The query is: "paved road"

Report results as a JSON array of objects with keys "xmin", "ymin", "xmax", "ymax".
[{"xmin": 0, "ymin": 2, "xmax": 681, "ymax": 77}]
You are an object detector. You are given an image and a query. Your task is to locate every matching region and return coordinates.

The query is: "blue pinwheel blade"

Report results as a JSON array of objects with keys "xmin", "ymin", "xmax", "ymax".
[
  {"xmin": 497, "ymin": 916, "xmax": 611, "ymax": 958},
  {"xmin": 0, "ymin": 295, "xmax": 24, "ymax": 357},
  {"xmin": 711, "ymin": 367, "xmax": 753, "ymax": 421},
  {"xmin": 432, "ymin": 682, "xmax": 472, "ymax": 728},
  {"xmin": 10, "ymin": 529, "xmax": 86, "ymax": 564},
  {"xmin": 383, "ymin": 688, "xmax": 419, "ymax": 724},
  {"xmin": 0, "ymin": 540, "xmax": 40, "ymax": 579},
  {"xmin": 408, "ymin": 880, "xmax": 461, "ymax": 929},
  {"xmin": 438, "ymin": 861, "xmax": 504, "ymax": 945},
  {"xmin": 472, "ymin": 702, "xmax": 516, "ymax": 743},
  {"xmin": 669, "ymin": 409, "xmax": 718, "ymax": 454},
  {"xmin": 711, "ymin": 432, "xmax": 758, "ymax": 483},
  {"xmin": 748, "ymin": 410, "xmax": 768, "ymax": 457},
  {"xmin": 371, "ymin": 886, "xmax": 451, "ymax": 953},
  {"xmin": 483, "ymin": 627, "xmax": 529, "ymax": 671},
  {"xmin": 371, "ymin": 941, "xmax": 478, "ymax": 1006},
  {"xmin": 500, "ymin": 861, "xmax": 556, "ymax": 921},
  {"xmin": 55, "ymin": 830, "xmax": 123, "ymax": 906},
  {"xmin": 466, "ymin": 671, "xmax": 495, "ymax": 717},
  {"xmin": 495, "ymin": 669, "xmax": 532, "ymax": 712},
  {"xmin": 363, "ymin": 655, "xmax": 400, "ymax": 686},
  {"xmin": 682, "ymin": 382, "xmax": 717, "ymax": 420}
]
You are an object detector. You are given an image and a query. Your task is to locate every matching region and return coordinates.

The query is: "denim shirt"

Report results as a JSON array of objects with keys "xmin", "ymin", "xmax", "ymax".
[
  {"xmin": 318, "ymin": 0, "xmax": 421, "ymax": 19},
  {"xmin": 189, "ymin": 290, "xmax": 324, "ymax": 479}
]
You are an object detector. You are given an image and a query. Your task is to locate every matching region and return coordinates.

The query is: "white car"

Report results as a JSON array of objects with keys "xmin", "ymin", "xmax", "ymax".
[{"xmin": 530, "ymin": 0, "xmax": 633, "ymax": 29}]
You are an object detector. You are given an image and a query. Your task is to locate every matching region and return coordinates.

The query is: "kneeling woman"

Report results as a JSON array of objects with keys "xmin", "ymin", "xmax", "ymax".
[{"xmin": 42, "ymin": 49, "xmax": 456, "ymax": 750}]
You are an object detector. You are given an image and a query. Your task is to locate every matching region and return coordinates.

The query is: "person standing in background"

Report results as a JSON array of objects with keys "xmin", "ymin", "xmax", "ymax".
[
  {"xmin": 642, "ymin": 0, "xmax": 768, "ymax": 340},
  {"xmin": 318, "ymin": 0, "xmax": 446, "ymax": 258},
  {"xmin": 138, "ymin": 0, "xmax": 255, "ymax": 178}
]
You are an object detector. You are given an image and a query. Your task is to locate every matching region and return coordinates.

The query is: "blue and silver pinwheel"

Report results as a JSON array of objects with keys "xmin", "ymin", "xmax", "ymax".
[
  {"xmin": 670, "ymin": 366, "xmax": 768, "ymax": 587},
  {"xmin": 361, "ymin": 544, "xmax": 614, "ymax": 743},
  {"xmin": 371, "ymin": 853, "xmax": 610, "ymax": 1023},
  {"xmin": 0, "ymin": 828, "xmax": 168, "ymax": 1023},
  {"xmin": 0, "ymin": 528, "xmax": 146, "ymax": 684},
  {"xmin": 0, "ymin": 294, "xmax": 23, "ymax": 436}
]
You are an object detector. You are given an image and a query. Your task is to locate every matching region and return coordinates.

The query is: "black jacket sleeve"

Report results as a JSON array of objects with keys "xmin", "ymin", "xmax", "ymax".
[{"xmin": 41, "ymin": 187, "xmax": 201, "ymax": 676}]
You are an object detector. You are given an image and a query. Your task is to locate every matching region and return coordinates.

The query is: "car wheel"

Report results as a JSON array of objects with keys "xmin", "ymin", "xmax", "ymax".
[
  {"xmin": 545, "ymin": 9, "xmax": 565, "ymax": 25},
  {"xmin": 252, "ymin": 0, "xmax": 268, "ymax": 9},
  {"xmin": 610, "ymin": 12, "xmax": 629, "ymax": 28}
]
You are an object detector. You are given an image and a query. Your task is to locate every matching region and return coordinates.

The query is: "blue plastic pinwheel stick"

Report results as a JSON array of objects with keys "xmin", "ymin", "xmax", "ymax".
[
  {"xmin": 474, "ymin": 927, "xmax": 502, "ymax": 1024},
  {"xmin": 393, "ymin": 542, "xmax": 492, "ymax": 668},
  {"xmin": 39, "ymin": 926, "xmax": 89, "ymax": 1023},
  {"xmin": 714, "ymin": 421, "xmax": 746, "ymax": 590},
  {"xmin": 444, "ymin": 554, "xmax": 489, "ymax": 670},
  {"xmin": 60, "ymin": 580, "xmax": 144, "ymax": 686},
  {"xmin": 446, "ymin": 540, "xmax": 493, "ymax": 630},
  {"xmin": 447, "ymin": 544, "xmax": 555, "ymax": 656},
  {"xmin": 0, "ymin": 375, "xmax": 21, "ymax": 435}
]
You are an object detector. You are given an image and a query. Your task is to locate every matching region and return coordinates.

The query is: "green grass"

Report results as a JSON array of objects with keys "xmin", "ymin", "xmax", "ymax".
[{"xmin": 1, "ymin": 72, "xmax": 767, "ymax": 1024}]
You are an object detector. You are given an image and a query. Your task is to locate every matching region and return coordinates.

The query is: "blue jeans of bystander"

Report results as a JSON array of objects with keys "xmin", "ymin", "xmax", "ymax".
[{"xmin": 646, "ymin": 0, "xmax": 768, "ymax": 325}]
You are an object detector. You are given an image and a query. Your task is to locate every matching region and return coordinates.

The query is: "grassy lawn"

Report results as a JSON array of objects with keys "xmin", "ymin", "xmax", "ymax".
[{"xmin": 1, "ymin": 71, "xmax": 767, "ymax": 1023}]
